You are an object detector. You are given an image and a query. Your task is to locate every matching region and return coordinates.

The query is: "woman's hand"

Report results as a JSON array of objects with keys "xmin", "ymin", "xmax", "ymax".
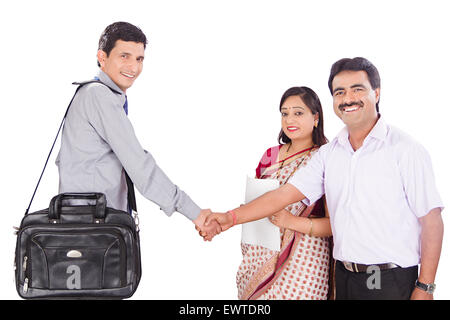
[
  {"xmin": 193, "ymin": 209, "xmax": 221, "ymax": 241},
  {"xmin": 269, "ymin": 209, "xmax": 293, "ymax": 229},
  {"xmin": 205, "ymin": 212, "xmax": 234, "ymax": 232}
]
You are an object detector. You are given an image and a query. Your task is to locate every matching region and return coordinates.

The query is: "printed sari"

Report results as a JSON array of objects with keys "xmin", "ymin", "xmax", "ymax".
[{"xmin": 237, "ymin": 145, "xmax": 334, "ymax": 300}]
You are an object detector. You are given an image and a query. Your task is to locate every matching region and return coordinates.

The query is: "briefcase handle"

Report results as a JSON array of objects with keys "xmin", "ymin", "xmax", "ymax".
[{"xmin": 48, "ymin": 193, "xmax": 107, "ymax": 220}]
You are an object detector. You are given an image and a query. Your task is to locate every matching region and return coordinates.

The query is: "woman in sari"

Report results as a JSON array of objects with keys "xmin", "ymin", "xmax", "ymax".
[{"xmin": 208, "ymin": 87, "xmax": 334, "ymax": 300}]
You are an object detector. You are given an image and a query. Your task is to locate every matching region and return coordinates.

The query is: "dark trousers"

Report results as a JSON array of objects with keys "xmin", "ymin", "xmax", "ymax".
[{"xmin": 335, "ymin": 261, "xmax": 418, "ymax": 300}]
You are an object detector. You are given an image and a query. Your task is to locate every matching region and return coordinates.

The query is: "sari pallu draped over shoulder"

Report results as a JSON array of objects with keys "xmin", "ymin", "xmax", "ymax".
[{"xmin": 237, "ymin": 145, "xmax": 334, "ymax": 300}]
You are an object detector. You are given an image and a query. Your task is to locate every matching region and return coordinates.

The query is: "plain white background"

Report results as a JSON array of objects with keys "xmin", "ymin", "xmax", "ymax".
[{"xmin": 0, "ymin": 0, "xmax": 448, "ymax": 299}]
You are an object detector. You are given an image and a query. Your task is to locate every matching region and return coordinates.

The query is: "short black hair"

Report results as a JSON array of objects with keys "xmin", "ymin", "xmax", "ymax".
[
  {"xmin": 328, "ymin": 57, "xmax": 381, "ymax": 112},
  {"xmin": 97, "ymin": 21, "xmax": 148, "ymax": 67}
]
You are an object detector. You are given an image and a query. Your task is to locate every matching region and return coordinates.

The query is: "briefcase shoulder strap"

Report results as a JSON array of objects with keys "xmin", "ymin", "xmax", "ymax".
[
  {"xmin": 25, "ymin": 80, "xmax": 136, "ymax": 215},
  {"xmin": 72, "ymin": 80, "xmax": 123, "ymax": 95}
]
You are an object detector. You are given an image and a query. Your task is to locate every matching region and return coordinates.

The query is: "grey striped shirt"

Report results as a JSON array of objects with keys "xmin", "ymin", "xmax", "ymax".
[{"xmin": 55, "ymin": 70, "xmax": 201, "ymax": 220}]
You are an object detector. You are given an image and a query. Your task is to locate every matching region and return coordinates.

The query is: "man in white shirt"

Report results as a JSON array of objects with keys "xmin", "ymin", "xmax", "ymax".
[{"xmin": 206, "ymin": 57, "xmax": 444, "ymax": 300}]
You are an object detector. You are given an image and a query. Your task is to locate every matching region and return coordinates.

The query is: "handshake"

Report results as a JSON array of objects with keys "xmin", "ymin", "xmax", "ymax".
[
  {"xmin": 193, "ymin": 207, "xmax": 294, "ymax": 241},
  {"xmin": 192, "ymin": 209, "xmax": 235, "ymax": 241}
]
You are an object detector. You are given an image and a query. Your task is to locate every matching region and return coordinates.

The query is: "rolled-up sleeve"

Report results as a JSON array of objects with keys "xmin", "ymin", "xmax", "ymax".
[{"xmin": 83, "ymin": 85, "xmax": 201, "ymax": 220}]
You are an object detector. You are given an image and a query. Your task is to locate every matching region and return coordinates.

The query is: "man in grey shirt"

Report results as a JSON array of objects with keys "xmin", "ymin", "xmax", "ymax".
[{"xmin": 56, "ymin": 21, "xmax": 219, "ymax": 238}]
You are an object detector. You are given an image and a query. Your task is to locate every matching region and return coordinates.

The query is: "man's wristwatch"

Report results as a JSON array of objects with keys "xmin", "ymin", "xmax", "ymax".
[{"xmin": 415, "ymin": 280, "xmax": 436, "ymax": 294}]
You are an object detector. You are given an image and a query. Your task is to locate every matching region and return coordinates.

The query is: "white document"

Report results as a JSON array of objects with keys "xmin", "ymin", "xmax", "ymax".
[{"xmin": 241, "ymin": 176, "xmax": 281, "ymax": 251}]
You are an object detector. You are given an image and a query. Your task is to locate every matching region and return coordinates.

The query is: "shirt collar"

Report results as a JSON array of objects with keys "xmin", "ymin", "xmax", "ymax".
[
  {"xmin": 96, "ymin": 70, "xmax": 124, "ymax": 95},
  {"xmin": 368, "ymin": 115, "xmax": 388, "ymax": 142},
  {"xmin": 337, "ymin": 126, "xmax": 350, "ymax": 147},
  {"xmin": 337, "ymin": 115, "xmax": 388, "ymax": 147}
]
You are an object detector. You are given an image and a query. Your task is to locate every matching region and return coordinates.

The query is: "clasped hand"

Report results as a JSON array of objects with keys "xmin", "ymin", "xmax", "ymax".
[
  {"xmin": 193, "ymin": 210, "xmax": 233, "ymax": 241},
  {"xmin": 195, "ymin": 209, "xmax": 288, "ymax": 241},
  {"xmin": 193, "ymin": 209, "xmax": 223, "ymax": 241}
]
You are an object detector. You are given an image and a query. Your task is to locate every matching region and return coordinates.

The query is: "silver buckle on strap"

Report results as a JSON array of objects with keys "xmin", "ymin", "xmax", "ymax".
[{"xmin": 132, "ymin": 210, "xmax": 140, "ymax": 232}]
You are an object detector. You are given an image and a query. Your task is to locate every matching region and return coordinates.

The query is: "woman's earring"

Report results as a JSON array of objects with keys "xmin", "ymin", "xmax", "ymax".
[{"xmin": 314, "ymin": 120, "xmax": 319, "ymax": 128}]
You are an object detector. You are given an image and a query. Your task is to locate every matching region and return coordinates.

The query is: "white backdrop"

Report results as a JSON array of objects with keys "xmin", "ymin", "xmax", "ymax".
[{"xmin": 1, "ymin": 0, "xmax": 448, "ymax": 299}]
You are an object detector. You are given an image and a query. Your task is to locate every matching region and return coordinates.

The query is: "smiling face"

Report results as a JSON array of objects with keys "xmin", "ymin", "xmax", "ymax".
[
  {"xmin": 280, "ymin": 95, "xmax": 318, "ymax": 143},
  {"xmin": 331, "ymin": 70, "xmax": 380, "ymax": 130},
  {"xmin": 97, "ymin": 39, "xmax": 145, "ymax": 93}
]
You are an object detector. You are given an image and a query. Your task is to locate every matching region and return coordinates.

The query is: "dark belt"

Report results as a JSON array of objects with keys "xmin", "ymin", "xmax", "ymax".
[{"xmin": 340, "ymin": 260, "xmax": 400, "ymax": 273}]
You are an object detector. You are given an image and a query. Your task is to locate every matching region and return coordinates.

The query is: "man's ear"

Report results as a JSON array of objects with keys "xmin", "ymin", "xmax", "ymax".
[
  {"xmin": 375, "ymin": 87, "xmax": 381, "ymax": 104},
  {"xmin": 97, "ymin": 50, "xmax": 107, "ymax": 69}
]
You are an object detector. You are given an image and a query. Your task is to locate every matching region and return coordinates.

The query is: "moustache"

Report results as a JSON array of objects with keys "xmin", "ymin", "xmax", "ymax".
[{"xmin": 338, "ymin": 101, "xmax": 364, "ymax": 111}]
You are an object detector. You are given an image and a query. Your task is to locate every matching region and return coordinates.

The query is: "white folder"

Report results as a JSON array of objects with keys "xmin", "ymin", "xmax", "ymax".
[{"xmin": 241, "ymin": 176, "xmax": 281, "ymax": 251}]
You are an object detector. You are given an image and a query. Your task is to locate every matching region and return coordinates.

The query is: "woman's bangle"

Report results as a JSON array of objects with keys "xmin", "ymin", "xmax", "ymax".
[{"xmin": 227, "ymin": 210, "xmax": 237, "ymax": 227}]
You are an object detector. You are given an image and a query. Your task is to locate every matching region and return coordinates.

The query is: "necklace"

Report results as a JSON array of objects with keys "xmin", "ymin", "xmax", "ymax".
[{"xmin": 275, "ymin": 143, "xmax": 314, "ymax": 184}]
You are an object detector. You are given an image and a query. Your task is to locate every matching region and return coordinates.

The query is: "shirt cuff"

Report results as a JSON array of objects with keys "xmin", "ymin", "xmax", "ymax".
[
  {"xmin": 159, "ymin": 194, "xmax": 202, "ymax": 221},
  {"xmin": 177, "ymin": 197, "xmax": 202, "ymax": 221}
]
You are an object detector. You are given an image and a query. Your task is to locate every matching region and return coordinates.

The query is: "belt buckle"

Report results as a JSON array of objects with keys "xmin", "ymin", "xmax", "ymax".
[
  {"xmin": 343, "ymin": 261, "xmax": 354, "ymax": 272},
  {"xmin": 386, "ymin": 263, "xmax": 399, "ymax": 270}
]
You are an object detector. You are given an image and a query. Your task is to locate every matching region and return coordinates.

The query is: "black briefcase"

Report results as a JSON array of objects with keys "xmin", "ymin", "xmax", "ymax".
[
  {"xmin": 14, "ymin": 80, "xmax": 141, "ymax": 299},
  {"xmin": 15, "ymin": 193, "xmax": 141, "ymax": 299}
]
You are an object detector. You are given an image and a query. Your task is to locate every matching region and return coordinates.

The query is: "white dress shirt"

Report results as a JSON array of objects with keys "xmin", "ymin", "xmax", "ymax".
[{"xmin": 289, "ymin": 117, "xmax": 443, "ymax": 267}]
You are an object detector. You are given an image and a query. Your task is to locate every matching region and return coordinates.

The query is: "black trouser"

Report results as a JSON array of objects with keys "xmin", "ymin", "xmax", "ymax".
[{"xmin": 335, "ymin": 260, "xmax": 418, "ymax": 300}]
